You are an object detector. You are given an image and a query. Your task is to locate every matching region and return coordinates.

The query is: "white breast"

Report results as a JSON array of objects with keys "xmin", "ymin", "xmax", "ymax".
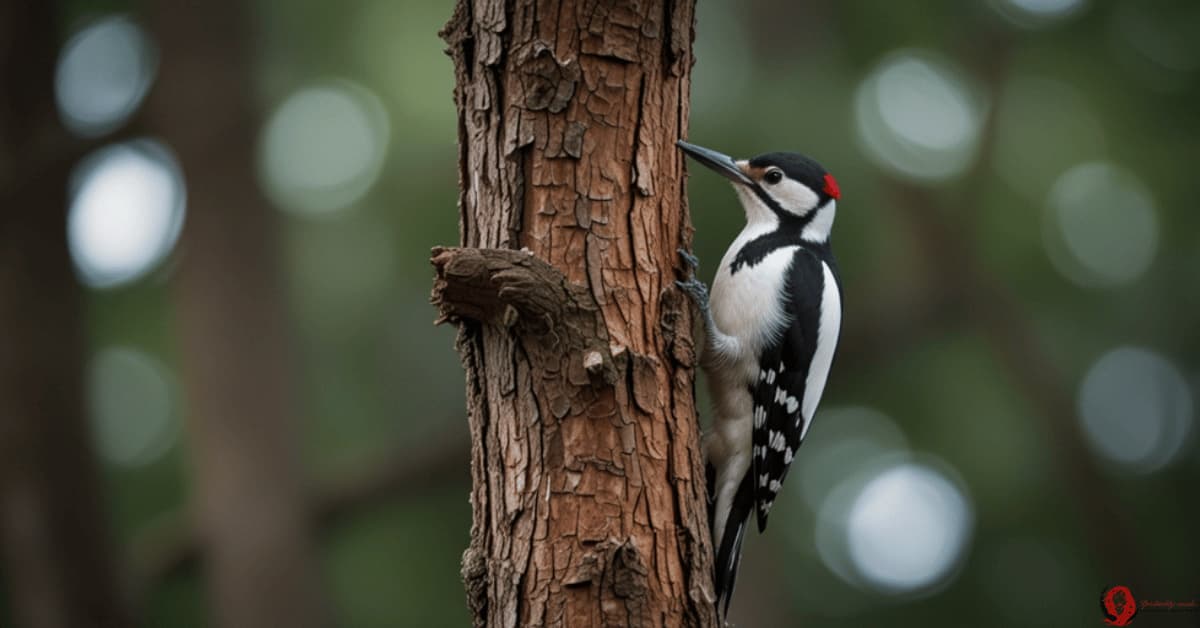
[{"xmin": 709, "ymin": 226, "xmax": 797, "ymax": 380}]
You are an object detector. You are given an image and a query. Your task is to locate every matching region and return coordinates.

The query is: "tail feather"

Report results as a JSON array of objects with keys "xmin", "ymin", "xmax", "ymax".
[{"xmin": 713, "ymin": 470, "xmax": 754, "ymax": 618}]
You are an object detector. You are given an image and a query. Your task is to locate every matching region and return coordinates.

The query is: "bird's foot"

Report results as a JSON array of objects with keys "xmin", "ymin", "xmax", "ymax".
[
  {"xmin": 675, "ymin": 277, "xmax": 710, "ymax": 311},
  {"xmin": 678, "ymin": 248, "xmax": 701, "ymax": 272},
  {"xmin": 676, "ymin": 248, "xmax": 711, "ymax": 310}
]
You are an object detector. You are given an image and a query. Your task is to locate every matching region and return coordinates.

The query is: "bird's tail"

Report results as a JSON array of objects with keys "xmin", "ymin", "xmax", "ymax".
[{"xmin": 711, "ymin": 468, "xmax": 754, "ymax": 619}]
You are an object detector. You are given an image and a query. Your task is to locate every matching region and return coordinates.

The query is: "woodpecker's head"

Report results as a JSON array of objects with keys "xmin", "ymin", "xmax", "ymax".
[{"xmin": 678, "ymin": 140, "xmax": 840, "ymax": 243}]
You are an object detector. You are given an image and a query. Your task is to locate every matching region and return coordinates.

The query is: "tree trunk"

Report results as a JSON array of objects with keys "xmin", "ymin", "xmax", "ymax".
[
  {"xmin": 0, "ymin": 4, "xmax": 132, "ymax": 627},
  {"xmin": 433, "ymin": 1, "xmax": 716, "ymax": 626},
  {"xmin": 143, "ymin": 4, "xmax": 327, "ymax": 627}
]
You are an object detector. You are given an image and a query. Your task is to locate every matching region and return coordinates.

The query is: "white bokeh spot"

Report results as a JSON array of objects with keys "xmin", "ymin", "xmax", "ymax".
[
  {"xmin": 1044, "ymin": 162, "xmax": 1158, "ymax": 288},
  {"xmin": 855, "ymin": 51, "xmax": 985, "ymax": 182},
  {"xmin": 88, "ymin": 347, "xmax": 179, "ymax": 467},
  {"xmin": 794, "ymin": 406, "xmax": 908, "ymax": 513},
  {"xmin": 259, "ymin": 80, "xmax": 391, "ymax": 216},
  {"xmin": 845, "ymin": 463, "xmax": 972, "ymax": 594},
  {"xmin": 68, "ymin": 140, "xmax": 186, "ymax": 289},
  {"xmin": 55, "ymin": 15, "xmax": 157, "ymax": 137},
  {"xmin": 990, "ymin": 0, "xmax": 1089, "ymax": 28},
  {"xmin": 1079, "ymin": 346, "xmax": 1194, "ymax": 474}
]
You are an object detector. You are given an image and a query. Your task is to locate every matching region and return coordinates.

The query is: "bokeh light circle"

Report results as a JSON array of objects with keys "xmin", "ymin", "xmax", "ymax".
[
  {"xmin": 855, "ymin": 51, "xmax": 985, "ymax": 182},
  {"xmin": 88, "ymin": 347, "xmax": 179, "ymax": 467},
  {"xmin": 816, "ymin": 455, "xmax": 973, "ymax": 596},
  {"xmin": 259, "ymin": 80, "xmax": 391, "ymax": 216},
  {"xmin": 794, "ymin": 406, "xmax": 908, "ymax": 513},
  {"xmin": 1078, "ymin": 346, "xmax": 1194, "ymax": 474},
  {"xmin": 1043, "ymin": 162, "xmax": 1158, "ymax": 288},
  {"xmin": 990, "ymin": 0, "xmax": 1089, "ymax": 28},
  {"xmin": 68, "ymin": 140, "xmax": 187, "ymax": 289},
  {"xmin": 845, "ymin": 463, "xmax": 972, "ymax": 594},
  {"xmin": 55, "ymin": 15, "xmax": 157, "ymax": 138}
]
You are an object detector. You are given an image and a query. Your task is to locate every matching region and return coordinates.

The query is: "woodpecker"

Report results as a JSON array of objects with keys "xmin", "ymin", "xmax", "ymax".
[{"xmin": 675, "ymin": 140, "xmax": 842, "ymax": 617}]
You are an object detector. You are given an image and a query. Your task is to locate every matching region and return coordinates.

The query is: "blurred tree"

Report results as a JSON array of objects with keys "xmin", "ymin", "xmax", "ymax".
[
  {"xmin": 432, "ymin": 0, "xmax": 720, "ymax": 625},
  {"xmin": 142, "ymin": 2, "xmax": 328, "ymax": 627},
  {"xmin": 0, "ymin": 4, "xmax": 132, "ymax": 628}
]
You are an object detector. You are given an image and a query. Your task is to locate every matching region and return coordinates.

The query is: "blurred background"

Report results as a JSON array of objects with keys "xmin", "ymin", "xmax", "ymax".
[{"xmin": 2, "ymin": 0, "xmax": 1198, "ymax": 626}]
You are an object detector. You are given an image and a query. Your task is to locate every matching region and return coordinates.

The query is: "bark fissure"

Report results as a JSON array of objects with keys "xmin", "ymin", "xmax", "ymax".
[{"xmin": 437, "ymin": 0, "xmax": 714, "ymax": 624}]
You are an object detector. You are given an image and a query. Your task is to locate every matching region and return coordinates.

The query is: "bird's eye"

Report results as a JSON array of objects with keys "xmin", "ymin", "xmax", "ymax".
[{"xmin": 764, "ymin": 170, "xmax": 783, "ymax": 185}]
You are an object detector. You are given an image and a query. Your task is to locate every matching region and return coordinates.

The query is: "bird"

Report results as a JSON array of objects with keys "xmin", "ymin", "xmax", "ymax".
[{"xmin": 675, "ymin": 140, "xmax": 843, "ymax": 618}]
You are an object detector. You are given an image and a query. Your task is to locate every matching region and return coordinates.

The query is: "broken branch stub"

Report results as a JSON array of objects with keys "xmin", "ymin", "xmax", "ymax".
[{"xmin": 431, "ymin": 246, "xmax": 618, "ymax": 386}]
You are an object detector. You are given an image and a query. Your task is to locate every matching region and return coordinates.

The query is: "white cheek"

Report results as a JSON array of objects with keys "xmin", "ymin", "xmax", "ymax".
[
  {"xmin": 734, "ymin": 185, "xmax": 776, "ymax": 224},
  {"xmin": 769, "ymin": 179, "xmax": 819, "ymax": 216}
]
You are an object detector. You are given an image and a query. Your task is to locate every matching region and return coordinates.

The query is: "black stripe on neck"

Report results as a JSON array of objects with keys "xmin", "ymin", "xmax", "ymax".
[{"xmin": 730, "ymin": 195, "xmax": 830, "ymax": 275}]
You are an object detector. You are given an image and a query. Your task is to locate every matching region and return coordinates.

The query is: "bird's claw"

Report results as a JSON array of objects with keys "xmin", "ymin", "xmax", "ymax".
[
  {"xmin": 675, "ymin": 277, "xmax": 710, "ymax": 310},
  {"xmin": 677, "ymin": 248, "xmax": 701, "ymax": 272},
  {"xmin": 676, "ymin": 249, "xmax": 710, "ymax": 310}
]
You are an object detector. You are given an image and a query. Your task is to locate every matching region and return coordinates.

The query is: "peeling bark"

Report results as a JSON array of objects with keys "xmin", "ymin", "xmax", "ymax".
[{"xmin": 434, "ymin": 1, "xmax": 715, "ymax": 626}]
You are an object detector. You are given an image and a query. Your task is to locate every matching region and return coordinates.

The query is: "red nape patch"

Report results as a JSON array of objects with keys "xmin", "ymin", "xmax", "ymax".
[{"xmin": 823, "ymin": 173, "xmax": 841, "ymax": 200}]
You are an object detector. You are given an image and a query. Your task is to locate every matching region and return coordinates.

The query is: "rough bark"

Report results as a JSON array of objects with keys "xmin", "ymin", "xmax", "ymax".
[
  {"xmin": 434, "ymin": 1, "xmax": 716, "ymax": 626},
  {"xmin": 0, "ymin": 3, "xmax": 132, "ymax": 627},
  {"xmin": 143, "ymin": 3, "xmax": 327, "ymax": 627}
]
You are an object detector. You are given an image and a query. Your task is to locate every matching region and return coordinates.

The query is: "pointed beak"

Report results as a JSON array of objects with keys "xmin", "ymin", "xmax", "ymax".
[{"xmin": 677, "ymin": 140, "xmax": 752, "ymax": 186}]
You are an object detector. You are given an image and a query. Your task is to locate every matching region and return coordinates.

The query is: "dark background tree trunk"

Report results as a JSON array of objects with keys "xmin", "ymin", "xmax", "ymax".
[
  {"xmin": 143, "ymin": 3, "xmax": 328, "ymax": 627},
  {"xmin": 434, "ymin": 1, "xmax": 717, "ymax": 626},
  {"xmin": 0, "ymin": 4, "xmax": 132, "ymax": 627}
]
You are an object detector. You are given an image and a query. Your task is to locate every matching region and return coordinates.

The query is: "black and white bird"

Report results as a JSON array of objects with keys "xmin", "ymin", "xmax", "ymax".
[{"xmin": 675, "ymin": 140, "xmax": 843, "ymax": 617}]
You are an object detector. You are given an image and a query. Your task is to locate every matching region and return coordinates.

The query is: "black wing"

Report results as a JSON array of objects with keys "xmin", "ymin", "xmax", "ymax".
[{"xmin": 750, "ymin": 248, "xmax": 825, "ymax": 531}]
